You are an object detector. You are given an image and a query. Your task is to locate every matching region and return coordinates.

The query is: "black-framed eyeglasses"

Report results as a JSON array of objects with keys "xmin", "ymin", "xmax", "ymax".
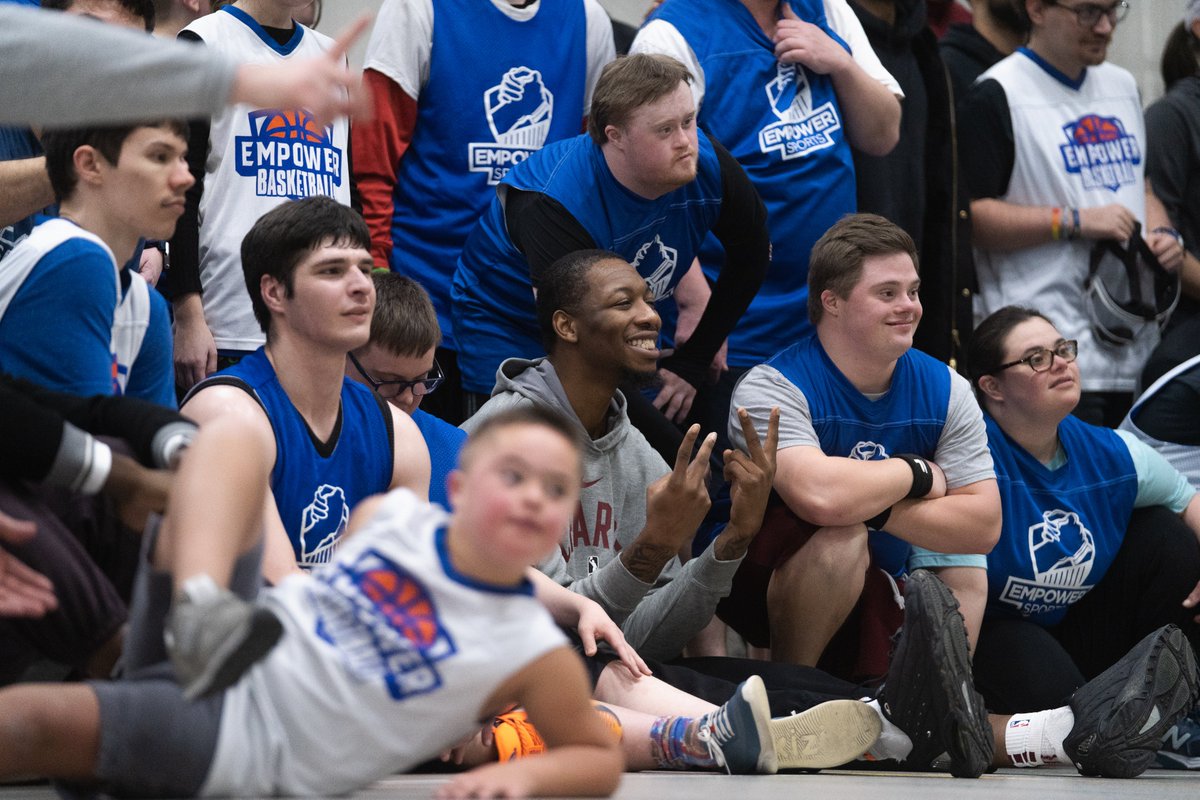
[
  {"xmin": 1045, "ymin": 0, "xmax": 1129, "ymax": 28},
  {"xmin": 993, "ymin": 340, "xmax": 1079, "ymax": 374},
  {"xmin": 348, "ymin": 352, "xmax": 444, "ymax": 399}
]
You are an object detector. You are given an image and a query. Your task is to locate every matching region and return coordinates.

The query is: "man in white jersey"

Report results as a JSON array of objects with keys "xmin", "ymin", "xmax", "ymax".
[
  {"xmin": 960, "ymin": 0, "xmax": 1191, "ymax": 427},
  {"xmin": 167, "ymin": 0, "xmax": 354, "ymax": 390},
  {"xmin": 0, "ymin": 408, "xmax": 627, "ymax": 797}
]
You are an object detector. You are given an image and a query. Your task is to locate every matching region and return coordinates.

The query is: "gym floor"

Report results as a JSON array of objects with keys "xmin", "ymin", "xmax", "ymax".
[{"xmin": 3, "ymin": 767, "xmax": 1197, "ymax": 800}]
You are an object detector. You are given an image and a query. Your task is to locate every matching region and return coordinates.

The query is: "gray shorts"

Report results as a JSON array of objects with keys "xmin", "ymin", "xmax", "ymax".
[{"xmin": 79, "ymin": 521, "xmax": 265, "ymax": 797}]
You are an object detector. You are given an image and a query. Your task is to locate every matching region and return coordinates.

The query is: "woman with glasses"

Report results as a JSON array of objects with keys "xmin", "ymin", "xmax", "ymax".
[{"xmin": 964, "ymin": 306, "xmax": 1200, "ymax": 723}]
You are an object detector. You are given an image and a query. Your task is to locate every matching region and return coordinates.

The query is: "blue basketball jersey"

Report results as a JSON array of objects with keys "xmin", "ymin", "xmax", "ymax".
[
  {"xmin": 649, "ymin": 0, "xmax": 856, "ymax": 366},
  {"xmin": 984, "ymin": 413, "xmax": 1137, "ymax": 626},
  {"xmin": 767, "ymin": 334, "xmax": 951, "ymax": 573},
  {"xmin": 411, "ymin": 407, "xmax": 467, "ymax": 511},
  {"xmin": 211, "ymin": 348, "xmax": 395, "ymax": 569},
  {"xmin": 389, "ymin": 0, "xmax": 587, "ymax": 349},
  {"xmin": 452, "ymin": 133, "xmax": 724, "ymax": 392}
]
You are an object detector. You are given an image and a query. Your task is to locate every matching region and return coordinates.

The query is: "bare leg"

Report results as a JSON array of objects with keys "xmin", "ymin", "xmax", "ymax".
[
  {"xmin": 768, "ymin": 524, "xmax": 869, "ymax": 665},
  {"xmin": 0, "ymin": 683, "xmax": 100, "ymax": 780},
  {"xmin": 684, "ymin": 616, "xmax": 728, "ymax": 658},
  {"xmin": 929, "ymin": 566, "xmax": 986, "ymax": 656},
  {"xmin": 989, "ymin": 714, "xmax": 1011, "ymax": 769},
  {"xmin": 595, "ymin": 662, "xmax": 716, "ymax": 717},
  {"xmin": 153, "ymin": 415, "xmax": 272, "ymax": 586}
]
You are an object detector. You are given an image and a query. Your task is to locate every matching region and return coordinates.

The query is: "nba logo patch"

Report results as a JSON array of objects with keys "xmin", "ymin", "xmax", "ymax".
[
  {"xmin": 1058, "ymin": 114, "xmax": 1141, "ymax": 192},
  {"xmin": 234, "ymin": 108, "xmax": 344, "ymax": 199}
]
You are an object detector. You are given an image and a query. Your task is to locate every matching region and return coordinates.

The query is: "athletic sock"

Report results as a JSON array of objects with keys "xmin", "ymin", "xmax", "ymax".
[
  {"xmin": 862, "ymin": 698, "xmax": 913, "ymax": 761},
  {"xmin": 1004, "ymin": 707, "xmax": 1074, "ymax": 767},
  {"xmin": 177, "ymin": 573, "xmax": 221, "ymax": 604},
  {"xmin": 649, "ymin": 715, "xmax": 718, "ymax": 769}
]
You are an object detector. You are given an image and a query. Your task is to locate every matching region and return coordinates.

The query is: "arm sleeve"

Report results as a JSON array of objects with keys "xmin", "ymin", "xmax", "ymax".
[
  {"xmin": 933, "ymin": 371, "xmax": 996, "ymax": 488},
  {"xmin": 0, "ymin": 7, "xmax": 236, "ymax": 127},
  {"xmin": 959, "ymin": 78, "xmax": 1015, "ymax": 200},
  {"xmin": 161, "ymin": 30, "xmax": 210, "ymax": 301},
  {"xmin": 351, "ymin": 70, "xmax": 419, "ymax": 268},
  {"xmin": 823, "ymin": 0, "xmax": 903, "ymax": 95},
  {"xmin": 729, "ymin": 365, "xmax": 819, "ymax": 451},
  {"xmin": 616, "ymin": 548, "xmax": 740, "ymax": 660},
  {"xmin": 1117, "ymin": 430, "xmax": 1198, "ymax": 514},
  {"xmin": 1144, "ymin": 97, "xmax": 1191, "ymax": 230},
  {"xmin": 659, "ymin": 136, "xmax": 770, "ymax": 387},
  {"xmin": 582, "ymin": 0, "xmax": 617, "ymax": 111},
  {"xmin": 504, "ymin": 189, "xmax": 599, "ymax": 279}
]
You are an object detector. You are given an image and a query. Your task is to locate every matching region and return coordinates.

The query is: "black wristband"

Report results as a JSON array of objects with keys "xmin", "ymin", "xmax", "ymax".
[
  {"xmin": 896, "ymin": 454, "xmax": 934, "ymax": 499},
  {"xmin": 865, "ymin": 506, "xmax": 892, "ymax": 530}
]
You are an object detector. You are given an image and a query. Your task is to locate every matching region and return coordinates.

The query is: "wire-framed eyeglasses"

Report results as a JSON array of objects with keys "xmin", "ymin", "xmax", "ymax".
[{"xmin": 348, "ymin": 352, "xmax": 444, "ymax": 399}]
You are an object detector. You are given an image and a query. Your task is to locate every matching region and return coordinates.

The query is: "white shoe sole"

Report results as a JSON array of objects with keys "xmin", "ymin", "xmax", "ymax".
[{"xmin": 770, "ymin": 699, "xmax": 883, "ymax": 771}]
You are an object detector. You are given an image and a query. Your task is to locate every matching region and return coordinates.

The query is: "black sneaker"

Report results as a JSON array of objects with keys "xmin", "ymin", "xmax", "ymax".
[
  {"xmin": 876, "ymin": 569, "xmax": 992, "ymax": 778},
  {"xmin": 1064, "ymin": 624, "xmax": 1200, "ymax": 778}
]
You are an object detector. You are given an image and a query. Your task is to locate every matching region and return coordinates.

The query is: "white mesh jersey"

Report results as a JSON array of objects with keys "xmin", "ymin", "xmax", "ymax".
[
  {"xmin": 201, "ymin": 489, "xmax": 567, "ymax": 797},
  {"xmin": 1120, "ymin": 354, "xmax": 1200, "ymax": 489},
  {"xmin": 183, "ymin": 8, "xmax": 352, "ymax": 352},
  {"xmin": 972, "ymin": 55, "xmax": 1151, "ymax": 393}
]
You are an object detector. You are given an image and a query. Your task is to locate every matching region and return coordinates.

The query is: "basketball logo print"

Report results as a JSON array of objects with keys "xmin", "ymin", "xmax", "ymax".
[
  {"xmin": 358, "ymin": 568, "xmax": 440, "ymax": 649},
  {"xmin": 310, "ymin": 549, "xmax": 457, "ymax": 701},
  {"xmin": 1059, "ymin": 114, "xmax": 1141, "ymax": 192},
  {"xmin": 259, "ymin": 109, "xmax": 331, "ymax": 145},
  {"xmin": 235, "ymin": 108, "xmax": 344, "ymax": 199}
]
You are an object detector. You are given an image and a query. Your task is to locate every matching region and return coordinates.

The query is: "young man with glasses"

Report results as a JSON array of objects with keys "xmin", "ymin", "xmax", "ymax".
[
  {"xmin": 967, "ymin": 305, "xmax": 1200, "ymax": 770},
  {"xmin": 346, "ymin": 271, "xmax": 465, "ymax": 510},
  {"xmin": 182, "ymin": 197, "xmax": 430, "ymax": 584},
  {"xmin": 960, "ymin": 0, "xmax": 1190, "ymax": 427}
]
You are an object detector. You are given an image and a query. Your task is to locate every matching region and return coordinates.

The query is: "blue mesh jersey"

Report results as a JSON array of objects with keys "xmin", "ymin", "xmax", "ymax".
[
  {"xmin": 452, "ymin": 133, "xmax": 723, "ymax": 393},
  {"xmin": 387, "ymin": 0, "xmax": 587, "ymax": 350},
  {"xmin": 647, "ymin": 0, "xmax": 856, "ymax": 366},
  {"xmin": 411, "ymin": 407, "xmax": 466, "ymax": 511},
  {"xmin": 767, "ymin": 333, "xmax": 951, "ymax": 574},
  {"xmin": 200, "ymin": 347, "xmax": 395, "ymax": 569},
  {"xmin": 984, "ymin": 413, "xmax": 1137, "ymax": 626}
]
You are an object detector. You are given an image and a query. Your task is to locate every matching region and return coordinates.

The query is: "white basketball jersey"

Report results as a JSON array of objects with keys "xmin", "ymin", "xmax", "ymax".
[
  {"xmin": 184, "ymin": 9, "xmax": 352, "ymax": 352},
  {"xmin": 201, "ymin": 489, "xmax": 567, "ymax": 797},
  {"xmin": 973, "ymin": 56, "xmax": 1152, "ymax": 393},
  {"xmin": 1121, "ymin": 354, "xmax": 1200, "ymax": 489}
]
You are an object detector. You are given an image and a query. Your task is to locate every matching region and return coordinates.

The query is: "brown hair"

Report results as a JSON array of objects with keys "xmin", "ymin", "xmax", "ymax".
[
  {"xmin": 807, "ymin": 213, "xmax": 919, "ymax": 324},
  {"xmin": 369, "ymin": 272, "xmax": 440, "ymax": 358},
  {"xmin": 587, "ymin": 54, "xmax": 692, "ymax": 145}
]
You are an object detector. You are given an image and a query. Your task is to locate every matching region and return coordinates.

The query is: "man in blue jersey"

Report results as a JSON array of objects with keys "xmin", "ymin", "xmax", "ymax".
[
  {"xmin": 452, "ymin": 53, "xmax": 771, "ymax": 426},
  {"xmin": 181, "ymin": 197, "xmax": 430, "ymax": 586},
  {"xmin": 724, "ymin": 214, "xmax": 1001, "ymax": 678},
  {"xmin": 0, "ymin": 121, "xmax": 185, "ymax": 408},
  {"xmin": 352, "ymin": 0, "xmax": 615, "ymax": 425},
  {"xmin": 630, "ymin": 0, "xmax": 902, "ymax": 444},
  {"xmin": 346, "ymin": 272, "xmax": 465, "ymax": 511}
]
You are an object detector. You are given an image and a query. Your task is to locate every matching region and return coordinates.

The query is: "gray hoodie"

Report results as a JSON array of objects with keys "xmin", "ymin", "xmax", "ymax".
[{"xmin": 461, "ymin": 357, "xmax": 742, "ymax": 661}]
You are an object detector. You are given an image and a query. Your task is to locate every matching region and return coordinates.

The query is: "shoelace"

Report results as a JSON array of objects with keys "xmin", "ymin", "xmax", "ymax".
[{"xmin": 697, "ymin": 704, "xmax": 736, "ymax": 774}]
